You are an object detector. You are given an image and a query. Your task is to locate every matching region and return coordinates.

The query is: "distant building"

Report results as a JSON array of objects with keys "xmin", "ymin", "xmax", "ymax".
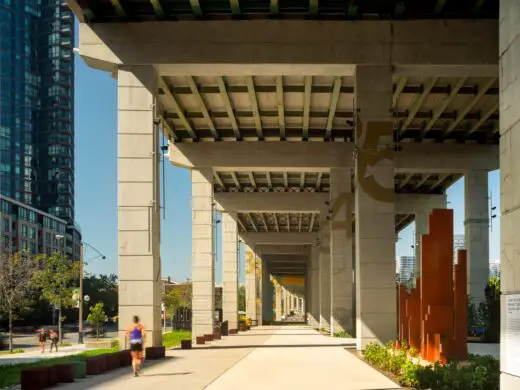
[
  {"xmin": 453, "ymin": 234, "xmax": 465, "ymax": 263},
  {"xmin": 489, "ymin": 262, "xmax": 500, "ymax": 278},
  {"xmin": 399, "ymin": 256, "xmax": 415, "ymax": 285},
  {"xmin": 1, "ymin": 196, "xmax": 81, "ymax": 260}
]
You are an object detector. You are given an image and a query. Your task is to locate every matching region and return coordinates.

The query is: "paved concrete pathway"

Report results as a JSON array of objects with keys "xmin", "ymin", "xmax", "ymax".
[
  {"xmin": 59, "ymin": 326, "xmax": 401, "ymax": 390},
  {"xmin": 0, "ymin": 345, "xmax": 87, "ymax": 366}
]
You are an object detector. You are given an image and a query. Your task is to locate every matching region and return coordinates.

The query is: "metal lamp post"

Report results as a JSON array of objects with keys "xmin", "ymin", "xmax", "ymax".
[{"xmin": 78, "ymin": 242, "xmax": 106, "ymax": 344}]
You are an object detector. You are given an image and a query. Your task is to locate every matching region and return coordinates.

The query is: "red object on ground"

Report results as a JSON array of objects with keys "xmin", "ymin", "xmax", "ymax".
[
  {"xmin": 55, "ymin": 364, "xmax": 75, "ymax": 383},
  {"xmin": 106, "ymin": 353, "xmax": 121, "ymax": 370},
  {"xmin": 47, "ymin": 365, "xmax": 59, "ymax": 386},
  {"xmin": 21, "ymin": 367, "xmax": 50, "ymax": 390},
  {"xmin": 119, "ymin": 350, "xmax": 132, "ymax": 366},
  {"xmin": 204, "ymin": 334, "xmax": 214, "ymax": 342},
  {"xmin": 196, "ymin": 336, "xmax": 205, "ymax": 345},
  {"xmin": 145, "ymin": 346, "xmax": 166, "ymax": 359},
  {"xmin": 85, "ymin": 356, "xmax": 104, "ymax": 375}
]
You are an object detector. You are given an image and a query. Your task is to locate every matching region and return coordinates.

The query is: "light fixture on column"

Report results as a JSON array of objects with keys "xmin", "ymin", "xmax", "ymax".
[{"xmin": 489, "ymin": 191, "xmax": 497, "ymax": 232}]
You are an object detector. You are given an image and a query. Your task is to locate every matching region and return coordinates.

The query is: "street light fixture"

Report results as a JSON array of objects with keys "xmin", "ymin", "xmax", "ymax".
[{"xmin": 78, "ymin": 242, "xmax": 106, "ymax": 344}]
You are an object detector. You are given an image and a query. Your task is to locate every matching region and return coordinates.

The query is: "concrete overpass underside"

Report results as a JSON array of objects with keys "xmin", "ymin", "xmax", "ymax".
[{"xmin": 70, "ymin": 1, "xmax": 520, "ymax": 388}]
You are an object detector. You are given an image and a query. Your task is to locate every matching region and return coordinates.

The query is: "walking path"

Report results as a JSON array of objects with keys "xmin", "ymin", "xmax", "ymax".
[
  {"xmin": 0, "ymin": 345, "xmax": 88, "ymax": 366},
  {"xmin": 59, "ymin": 326, "xmax": 401, "ymax": 390}
]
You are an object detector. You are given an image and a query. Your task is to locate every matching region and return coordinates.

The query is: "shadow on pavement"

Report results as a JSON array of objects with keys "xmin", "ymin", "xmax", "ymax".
[
  {"xmin": 230, "ymin": 333, "xmax": 334, "ymax": 336},
  {"xmin": 142, "ymin": 371, "xmax": 192, "ymax": 377},
  {"xmin": 191, "ymin": 343, "xmax": 356, "ymax": 350},
  {"xmin": 58, "ymin": 356, "xmax": 184, "ymax": 389}
]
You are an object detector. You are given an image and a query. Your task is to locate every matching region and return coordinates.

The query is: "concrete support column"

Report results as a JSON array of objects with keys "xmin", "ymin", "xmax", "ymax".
[
  {"xmin": 117, "ymin": 66, "xmax": 162, "ymax": 347},
  {"xmin": 319, "ymin": 224, "xmax": 331, "ymax": 330},
  {"xmin": 330, "ymin": 168, "xmax": 353, "ymax": 335},
  {"xmin": 465, "ymin": 170, "xmax": 490, "ymax": 303},
  {"xmin": 309, "ymin": 246, "xmax": 320, "ymax": 327},
  {"xmin": 275, "ymin": 283, "xmax": 282, "ymax": 321},
  {"xmin": 500, "ymin": 2, "xmax": 520, "ymax": 387},
  {"xmin": 309, "ymin": 246, "xmax": 320, "ymax": 328},
  {"xmin": 245, "ymin": 244, "xmax": 257, "ymax": 325},
  {"xmin": 255, "ymin": 253, "xmax": 263, "ymax": 325},
  {"xmin": 191, "ymin": 169, "xmax": 215, "ymax": 340},
  {"xmin": 354, "ymin": 65, "xmax": 396, "ymax": 349},
  {"xmin": 283, "ymin": 287, "xmax": 289, "ymax": 316},
  {"xmin": 222, "ymin": 213, "xmax": 238, "ymax": 330},
  {"xmin": 414, "ymin": 211, "xmax": 429, "ymax": 279},
  {"xmin": 262, "ymin": 265, "xmax": 273, "ymax": 323}
]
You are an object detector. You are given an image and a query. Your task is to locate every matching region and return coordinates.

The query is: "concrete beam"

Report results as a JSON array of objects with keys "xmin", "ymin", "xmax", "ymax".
[
  {"xmin": 395, "ymin": 193, "xmax": 447, "ymax": 214},
  {"xmin": 216, "ymin": 192, "xmax": 445, "ymax": 214},
  {"xmin": 262, "ymin": 254, "xmax": 309, "ymax": 263},
  {"xmin": 255, "ymin": 244, "xmax": 311, "ymax": 255},
  {"xmin": 216, "ymin": 192, "xmax": 328, "ymax": 212},
  {"xmin": 78, "ymin": 20, "xmax": 497, "ymax": 76},
  {"xmin": 243, "ymin": 232, "xmax": 318, "ymax": 245},
  {"xmin": 169, "ymin": 142, "xmax": 498, "ymax": 173}
]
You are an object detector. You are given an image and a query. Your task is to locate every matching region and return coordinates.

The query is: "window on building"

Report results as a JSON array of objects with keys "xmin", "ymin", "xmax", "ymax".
[
  {"xmin": 30, "ymin": 241, "xmax": 36, "ymax": 254},
  {"xmin": 2, "ymin": 217, "xmax": 8, "ymax": 232},
  {"xmin": 21, "ymin": 240, "xmax": 28, "ymax": 251},
  {"xmin": 29, "ymin": 227, "xmax": 35, "ymax": 239},
  {"xmin": 46, "ymin": 232, "xmax": 51, "ymax": 244},
  {"xmin": 21, "ymin": 224, "xmax": 27, "ymax": 237}
]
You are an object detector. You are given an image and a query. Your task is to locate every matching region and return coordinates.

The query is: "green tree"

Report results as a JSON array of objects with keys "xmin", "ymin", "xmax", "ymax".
[
  {"xmin": 238, "ymin": 285, "xmax": 246, "ymax": 312},
  {"xmin": 164, "ymin": 289, "xmax": 181, "ymax": 314},
  {"xmin": 164, "ymin": 283, "xmax": 192, "ymax": 313},
  {"xmin": 479, "ymin": 276, "xmax": 501, "ymax": 342},
  {"xmin": 173, "ymin": 283, "xmax": 192, "ymax": 308},
  {"xmin": 31, "ymin": 253, "xmax": 79, "ymax": 344},
  {"xmin": 0, "ymin": 252, "xmax": 37, "ymax": 351},
  {"xmin": 83, "ymin": 274, "xmax": 118, "ymax": 319},
  {"xmin": 87, "ymin": 302, "xmax": 107, "ymax": 340}
]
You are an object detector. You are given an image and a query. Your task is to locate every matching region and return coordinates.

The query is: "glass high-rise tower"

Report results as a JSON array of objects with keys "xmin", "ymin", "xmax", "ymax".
[
  {"xmin": 0, "ymin": 1, "xmax": 80, "ymax": 260},
  {"xmin": 1, "ymin": 0, "xmax": 74, "ymax": 221}
]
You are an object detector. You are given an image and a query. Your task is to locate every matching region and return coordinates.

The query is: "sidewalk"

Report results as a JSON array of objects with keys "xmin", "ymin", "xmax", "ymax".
[
  {"xmin": 57, "ymin": 326, "xmax": 401, "ymax": 390},
  {"xmin": 0, "ymin": 345, "xmax": 88, "ymax": 366}
]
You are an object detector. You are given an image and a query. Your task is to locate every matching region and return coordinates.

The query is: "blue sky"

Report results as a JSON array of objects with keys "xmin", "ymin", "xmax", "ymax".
[{"xmin": 74, "ymin": 28, "xmax": 500, "ymax": 282}]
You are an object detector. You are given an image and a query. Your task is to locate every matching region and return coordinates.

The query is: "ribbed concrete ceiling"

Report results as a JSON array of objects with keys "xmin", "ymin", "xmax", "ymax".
[
  {"xmin": 157, "ymin": 75, "xmax": 498, "ymax": 145},
  {"xmin": 72, "ymin": 0, "xmax": 498, "ymax": 23},
  {"xmin": 214, "ymin": 171, "xmax": 461, "ymax": 195},
  {"xmin": 237, "ymin": 212, "xmax": 320, "ymax": 233},
  {"xmin": 236, "ymin": 212, "xmax": 414, "ymax": 234}
]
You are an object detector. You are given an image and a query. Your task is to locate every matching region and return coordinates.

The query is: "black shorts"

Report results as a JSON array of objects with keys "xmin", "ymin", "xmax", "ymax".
[{"xmin": 130, "ymin": 343, "xmax": 143, "ymax": 352}]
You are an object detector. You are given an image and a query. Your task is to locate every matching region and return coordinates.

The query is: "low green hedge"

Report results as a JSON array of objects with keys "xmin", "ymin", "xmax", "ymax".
[{"xmin": 363, "ymin": 341, "xmax": 499, "ymax": 390}]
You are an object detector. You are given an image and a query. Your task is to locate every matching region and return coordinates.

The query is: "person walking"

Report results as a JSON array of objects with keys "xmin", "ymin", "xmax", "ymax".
[
  {"xmin": 49, "ymin": 329, "xmax": 59, "ymax": 353},
  {"xmin": 37, "ymin": 328, "xmax": 47, "ymax": 353},
  {"xmin": 125, "ymin": 316, "xmax": 146, "ymax": 377}
]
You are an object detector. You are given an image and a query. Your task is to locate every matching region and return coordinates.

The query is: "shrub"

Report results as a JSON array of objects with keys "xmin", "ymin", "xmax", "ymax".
[
  {"xmin": 362, "ymin": 342, "xmax": 499, "ymax": 390},
  {"xmin": 333, "ymin": 330, "xmax": 352, "ymax": 338}
]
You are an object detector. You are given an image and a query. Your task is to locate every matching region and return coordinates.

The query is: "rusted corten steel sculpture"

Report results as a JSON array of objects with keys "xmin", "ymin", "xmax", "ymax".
[{"xmin": 398, "ymin": 209, "xmax": 468, "ymax": 363}]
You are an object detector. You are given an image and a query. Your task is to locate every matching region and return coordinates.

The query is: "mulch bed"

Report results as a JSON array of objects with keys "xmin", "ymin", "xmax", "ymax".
[{"xmin": 346, "ymin": 349, "xmax": 413, "ymax": 390}]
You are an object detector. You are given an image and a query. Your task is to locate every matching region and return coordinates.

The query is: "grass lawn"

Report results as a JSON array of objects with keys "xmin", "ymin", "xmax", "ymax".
[
  {"xmin": 0, "ymin": 347, "xmax": 118, "ymax": 389},
  {"xmin": 162, "ymin": 330, "xmax": 191, "ymax": 349}
]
